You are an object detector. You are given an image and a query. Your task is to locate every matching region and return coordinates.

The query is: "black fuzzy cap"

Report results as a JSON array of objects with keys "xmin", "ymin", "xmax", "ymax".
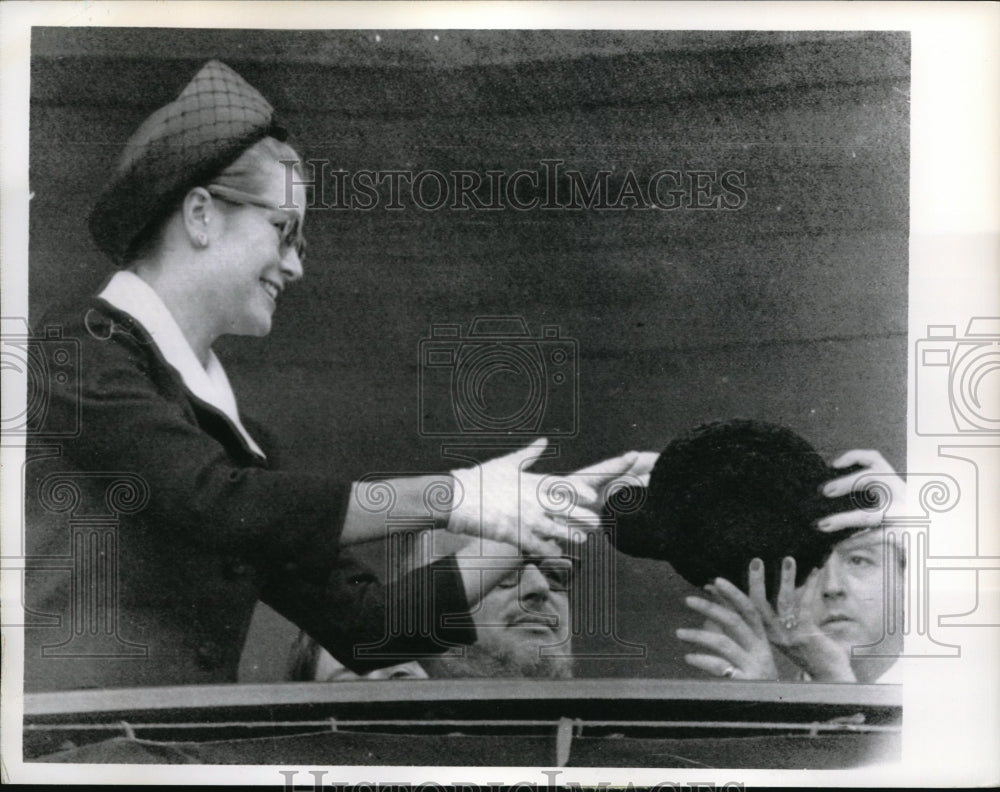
[{"xmin": 606, "ymin": 419, "xmax": 865, "ymax": 593}]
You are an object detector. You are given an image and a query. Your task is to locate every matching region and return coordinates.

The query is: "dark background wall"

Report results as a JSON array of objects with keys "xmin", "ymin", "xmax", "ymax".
[{"xmin": 29, "ymin": 28, "xmax": 909, "ymax": 680}]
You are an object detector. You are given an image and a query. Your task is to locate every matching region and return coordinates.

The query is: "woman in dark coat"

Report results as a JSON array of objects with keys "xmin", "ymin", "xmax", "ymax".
[{"xmin": 24, "ymin": 60, "xmax": 647, "ymax": 691}]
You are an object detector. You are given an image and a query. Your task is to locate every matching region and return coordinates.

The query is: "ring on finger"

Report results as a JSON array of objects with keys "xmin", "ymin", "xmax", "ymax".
[
  {"xmin": 780, "ymin": 613, "xmax": 799, "ymax": 631},
  {"xmin": 722, "ymin": 666, "xmax": 737, "ymax": 679}
]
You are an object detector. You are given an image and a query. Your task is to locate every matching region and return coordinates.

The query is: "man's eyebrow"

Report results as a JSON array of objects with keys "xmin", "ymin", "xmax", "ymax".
[{"xmin": 836, "ymin": 531, "xmax": 887, "ymax": 552}]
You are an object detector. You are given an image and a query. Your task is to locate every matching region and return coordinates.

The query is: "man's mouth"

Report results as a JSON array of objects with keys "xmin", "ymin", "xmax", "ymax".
[
  {"xmin": 510, "ymin": 614, "xmax": 558, "ymax": 632},
  {"xmin": 821, "ymin": 613, "xmax": 855, "ymax": 627},
  {"xmin": 260, "ymin": 279, "xmax": 281, "ymax": 300}
]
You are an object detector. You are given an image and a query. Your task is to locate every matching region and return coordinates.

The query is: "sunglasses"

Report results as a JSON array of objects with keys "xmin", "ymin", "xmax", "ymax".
[
  {"xmin": 496, "ymin": 556, "xmax": 574, "ymax": 592},
  {"xmin": 206, "ymin": 184, "xmax": 307, "ymax": 262}
]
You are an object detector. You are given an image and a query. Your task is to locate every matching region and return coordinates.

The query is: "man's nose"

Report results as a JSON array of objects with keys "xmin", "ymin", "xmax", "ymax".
[
  {"xmin": 518, "ymin": 563, "xmax": 552, "ymax": 599},
  {"xmin": 820, "ymin": 556, "xmax": 847, "ymax": 599}
]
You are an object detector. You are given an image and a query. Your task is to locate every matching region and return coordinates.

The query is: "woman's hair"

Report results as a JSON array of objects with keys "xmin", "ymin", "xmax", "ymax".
[
  {"xmin": 608, "ymin": 419, "xmax": 864, "ymax": 593},
  {"xmin": 124, "ymin": 135, "xmax": 302, "ymax": 263},
  {"xmin": 211, "ymin": 135, "xmax": 302, "ymax": 197}
]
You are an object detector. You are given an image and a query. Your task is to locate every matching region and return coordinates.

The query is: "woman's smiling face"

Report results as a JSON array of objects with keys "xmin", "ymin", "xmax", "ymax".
[{"xmin": 207, "ymin": 159, "xmax": 306, "ymax": 339}]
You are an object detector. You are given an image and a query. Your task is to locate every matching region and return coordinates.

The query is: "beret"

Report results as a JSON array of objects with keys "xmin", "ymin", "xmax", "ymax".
[
  {"xmin": 606, "ymin": 419, "xmax": 865, "ymax": 592},
  {"xmin": 88, "ymin": 59, "xmax": 287, "ymax": 265}
]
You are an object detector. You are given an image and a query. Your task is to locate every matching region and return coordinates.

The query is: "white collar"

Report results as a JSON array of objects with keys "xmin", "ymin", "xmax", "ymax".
[{"xmin": 98, "ymin": 270, "xmax": 266, "ymax": 459}]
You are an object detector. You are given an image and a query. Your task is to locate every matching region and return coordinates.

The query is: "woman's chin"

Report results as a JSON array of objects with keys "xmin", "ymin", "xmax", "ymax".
[{"xmin": 236, "ymin": 314, "xmax": 274, "ymax": 338}]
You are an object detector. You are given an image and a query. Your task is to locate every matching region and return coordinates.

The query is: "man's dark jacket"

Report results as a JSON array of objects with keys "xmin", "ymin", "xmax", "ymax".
[{"xmin": 24, "ymin": 298, "xmax": 474, "ymax": 691}]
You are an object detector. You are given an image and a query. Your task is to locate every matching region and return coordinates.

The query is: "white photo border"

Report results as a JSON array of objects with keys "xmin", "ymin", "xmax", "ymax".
[{"xmin": 2, "ymin": 1, "xmax": 998, "ymax": 787}]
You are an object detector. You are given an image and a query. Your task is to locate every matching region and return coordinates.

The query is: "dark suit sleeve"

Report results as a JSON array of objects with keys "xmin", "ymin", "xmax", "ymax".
[
  {"xmin": 45, "ymin": 309, "xmax": 350, "ymax": 569},
  {"xmin": 261, "ymin": 552, "xmax": 477, "ymax": 673}
]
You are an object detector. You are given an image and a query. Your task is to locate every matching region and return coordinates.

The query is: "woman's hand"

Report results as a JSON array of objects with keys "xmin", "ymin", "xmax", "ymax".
[
  {"xmin": 677, "ymin": 576, "xmax": 780, "ymax": 681},
  {"xmin": 747, "ymin": 556, "xmax": 856, "ymax": 682},
  {"xmin": 817, "ymin": 449, "xmax": 907, "ymax": 533},
  {"xmin": 448, "ymin": 440, "xmax": 654, "ymax": 555}
]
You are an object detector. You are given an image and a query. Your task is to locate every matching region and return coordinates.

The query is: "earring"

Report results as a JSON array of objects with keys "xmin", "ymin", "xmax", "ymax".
[{"xmin": 197, "ymin": 233, "xmax": 208, "ymax": 247}]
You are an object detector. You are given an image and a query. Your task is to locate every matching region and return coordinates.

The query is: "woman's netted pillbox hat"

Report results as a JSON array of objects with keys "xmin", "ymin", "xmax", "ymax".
[{"xmin": 88, "ymin": 60, "xmax": 287, "ymax": 265}]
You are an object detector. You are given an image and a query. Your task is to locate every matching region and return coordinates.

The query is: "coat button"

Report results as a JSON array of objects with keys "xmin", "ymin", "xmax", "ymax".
[
  {"xmin": 196, "ymin": 641, "xmax": 224, "ymax": 670},
  {"xmin": 223, "ymin": 560, "xmax": 252, "ymax": 580}
]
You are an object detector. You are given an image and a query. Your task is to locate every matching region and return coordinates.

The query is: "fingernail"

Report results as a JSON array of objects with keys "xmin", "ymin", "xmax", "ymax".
[
  {"xmin": 684, "ymin": 596, "xmax": 701, "ymax": 608},
  {"xmin": 816, "ymin": 519, "xmax": 832, "ymax": 531},
  {"xmin": 750, "ymin": 558, "xmax": 763, "ymax": 571},
  {"xmin": 783, "ymin": 557, "xmax": 793, "ymax": 570},
  {"xmin": 676, "ymin": 628, "xmax": 691, "ymax": 639},
  {"xmin": 823, "ymin": 483, "xmax": 837, "ymax": 496}
]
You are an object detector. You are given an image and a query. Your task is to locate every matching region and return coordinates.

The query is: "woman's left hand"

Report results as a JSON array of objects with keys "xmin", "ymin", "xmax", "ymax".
[{"xmin": 448, "ymin": 440, "xmax": 656, "ymax": 554}]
